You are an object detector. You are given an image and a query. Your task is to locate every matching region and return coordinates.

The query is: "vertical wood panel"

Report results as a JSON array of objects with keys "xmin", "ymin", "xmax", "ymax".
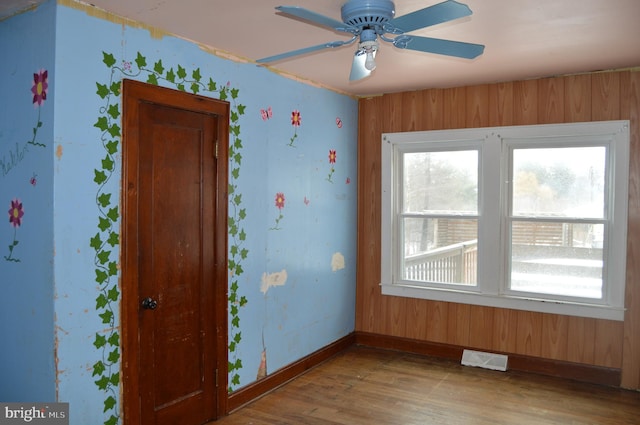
[
  {"xmin": 513, "ymin": 79, "xmax": 539, "ymax": 125},
  {"xmin": 538, "ymin": 77, "xmax": 565, "ymax": 124},
  {"xmin": 424, "ymin": 88, "xmax": 444, "ymax": 130},
  {"xmin": 355, "ymin": 97, "xmax": 384, "ymax": 333},
  {"xmin": 592, "ymin": 72, "xmax": 621, "ymax": 120},
  {"xmin": 369, "ymin": 308, "xmax": 386, "ymax": 335},
  {"xmin": 405, "ymin": 298, "xmax": 429, "ymax": 340},
  {"xmin": 492, "ymin": 309, "xmax": 518, "ymax": 353},
  {"xmin": 488, "ymin": 82, "xmax": 514, "ymax": 127},
  {"xmin": 594, "ymin": 320, "xmax": 624, "ymax": 368},
  {"xmin": 387, "ymin": 92, "xmax": 404, "ymax": 133},
  {"xmin": 622, "ymin": 71, "xmax": 640, "ymax": 388},
  {"xmin": 566, "ymin": 316, "xmax": 596, "ymax": 364},
  {"xmin": 382, "ymin": 295, "xmax": 407, "ymax": 337},
  {"xmin": 466, "ymin": 84, "xmax": 490, "ymax": 128},
  {"xmin": 469, "ymin": 305, "xmax": 495, "ymax": 350},
  {"xmin": 564, "ymin": 74, "xmax": 592, "ymax": 122},
  {"xmin": 443, "ymin": 87, "xmax": 466, "ymax": 129},
  {"xmin": 425, "ymin": 301, "xmax": 449, "ymax": 343},
  {"xmin": 515, "ymin": 311, "xmax": 543, "ymax": 356},
  {"xmin": 447, "ymin": 303, "xmax": 470, "ymax": 346},
  {"xmin": 540, "ymin": 314, "xmax": 569, "ymax": 361},
  {"xmin": 401, "ymin": 91, "xmax": 423, "ymax": 132}
]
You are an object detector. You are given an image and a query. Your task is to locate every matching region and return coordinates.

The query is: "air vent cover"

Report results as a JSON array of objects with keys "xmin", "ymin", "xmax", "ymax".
[{"xmin": 461, "ymin": 349, "xmax": 508, "ymax": 371}]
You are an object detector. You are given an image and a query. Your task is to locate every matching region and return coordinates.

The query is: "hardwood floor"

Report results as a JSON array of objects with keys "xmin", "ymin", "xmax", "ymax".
[{"xmin": 214, "ymin": 345, "xmax": 640, "ymax": 425}]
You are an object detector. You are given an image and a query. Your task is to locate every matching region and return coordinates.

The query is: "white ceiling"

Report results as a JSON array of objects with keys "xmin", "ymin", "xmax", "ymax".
[{"xmin": 4, "ymin": 0, "xmax": 640, "ymax": 97}]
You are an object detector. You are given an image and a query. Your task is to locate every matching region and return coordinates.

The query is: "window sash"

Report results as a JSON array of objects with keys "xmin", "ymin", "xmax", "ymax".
[
  {"xmin": 505, "ymin": 217, "xmax": 607, "ymax": 304},
  {"xmin": 399, "ymin": 215, "xmax": 479, "ymax": 287}
]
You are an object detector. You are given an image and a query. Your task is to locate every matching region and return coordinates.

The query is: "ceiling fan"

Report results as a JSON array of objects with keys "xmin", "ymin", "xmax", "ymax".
[{"xmin": 257, "ymin": 0, "xmax": 485, "ymax": 81}]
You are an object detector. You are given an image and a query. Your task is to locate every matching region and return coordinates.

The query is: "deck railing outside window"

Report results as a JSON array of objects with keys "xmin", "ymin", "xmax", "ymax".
[{"xmin": 404, "ymin": 239, "xmax": 477, "ymax": 284}]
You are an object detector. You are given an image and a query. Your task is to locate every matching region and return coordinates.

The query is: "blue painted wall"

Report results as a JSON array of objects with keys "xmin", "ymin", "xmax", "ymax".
[
  {"xmin": 0, "ymin": 1, "xmax": 57, "ymax": 402},
  {"xmin": 2, "ymin": 1, "xmax": 357, "ymax": 423}
]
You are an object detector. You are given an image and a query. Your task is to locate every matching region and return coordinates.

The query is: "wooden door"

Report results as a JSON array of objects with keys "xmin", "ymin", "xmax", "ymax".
[{"xmin": 121, "ymin": 79, "xmax": 229, "ymax": 424}]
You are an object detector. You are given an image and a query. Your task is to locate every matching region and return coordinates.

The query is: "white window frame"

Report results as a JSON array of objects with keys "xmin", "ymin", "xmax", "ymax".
[{"xmin": 381, "ymin": 121, "xmax": 630, "ymax": 321}]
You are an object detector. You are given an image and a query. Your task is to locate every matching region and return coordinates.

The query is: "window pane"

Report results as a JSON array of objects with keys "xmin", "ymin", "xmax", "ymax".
[
  {"xmin": 403, "ymin": 150, "xmax": 478, "ymax": 213},
  {"xmin": 510, "ymin": 221, "xmax": 604, "ymax": 298},
  {"xmin": 403, "ymin": 217, "xmax": 477, "ymax": 285},
  {"xmin": 512, "ymin": 146, "xmax": 606, "ymax": 218}
]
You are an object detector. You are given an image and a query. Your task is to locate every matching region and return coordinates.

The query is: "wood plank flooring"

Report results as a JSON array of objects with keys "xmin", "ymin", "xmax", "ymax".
[{"xmin": 213, "ymin": 345, "xmax": 640, "ymax": 425}]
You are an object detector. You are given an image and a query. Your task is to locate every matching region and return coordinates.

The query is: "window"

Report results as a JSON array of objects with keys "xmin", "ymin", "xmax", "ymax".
[{"xmin": 381, "ymin": 121, "xmax": 629, "ymax": 320}]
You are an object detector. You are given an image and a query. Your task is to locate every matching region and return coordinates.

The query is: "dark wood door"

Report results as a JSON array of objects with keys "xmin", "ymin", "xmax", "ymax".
[{"xmin": 122, "ymin": 80, "xmax": 229, "ymax": 424}]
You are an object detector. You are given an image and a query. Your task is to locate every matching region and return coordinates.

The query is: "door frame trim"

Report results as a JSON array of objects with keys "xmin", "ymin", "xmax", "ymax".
[{"xmin": 121, "ymin": 79, "xmax": 229, "ymax": 423}]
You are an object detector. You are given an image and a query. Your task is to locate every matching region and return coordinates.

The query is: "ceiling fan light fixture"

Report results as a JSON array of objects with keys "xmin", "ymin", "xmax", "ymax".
[
  {"xmin": 364, "ymin": 51, "xmax": 376, "ymax": 71},
  {"xmin": 358, "ymin": 27, "xmax": 379, "ymax": 70},
  {"xmin": 359, "ymin": 39, "xmax": 379, "ymax": 70}
]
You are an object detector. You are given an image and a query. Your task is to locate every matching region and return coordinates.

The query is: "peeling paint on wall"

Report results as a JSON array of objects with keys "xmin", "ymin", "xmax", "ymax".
[
  {"xmin": 59, "ymin": 0, "xmax": 168, "ymax": 40},
  {"xmin": 331, "ymin": 252, "xmax": 345, "ymax": 272},
  {"xmin": 256, "ymin": 347, "xmax": 267, "ymax": 380},
  {"xmin": 261, "ymin": 269, "xmax": 288, "ymax": 294}
]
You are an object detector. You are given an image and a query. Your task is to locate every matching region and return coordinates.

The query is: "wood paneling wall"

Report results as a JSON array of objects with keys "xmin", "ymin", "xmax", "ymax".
[{"xmin": 356, "ymin": 70, "xmax": 640, "ymax": 389}]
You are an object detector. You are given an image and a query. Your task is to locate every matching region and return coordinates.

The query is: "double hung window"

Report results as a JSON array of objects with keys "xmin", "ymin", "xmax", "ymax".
[{"xmin": 381, "ymin": 121, "xmax": 629, "ymax": 320}]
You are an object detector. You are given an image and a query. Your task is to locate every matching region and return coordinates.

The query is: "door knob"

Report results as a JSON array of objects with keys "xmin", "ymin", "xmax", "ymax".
[{"xmin": 141, "ymin": 297, "xmax": 158, "ymax": 310}]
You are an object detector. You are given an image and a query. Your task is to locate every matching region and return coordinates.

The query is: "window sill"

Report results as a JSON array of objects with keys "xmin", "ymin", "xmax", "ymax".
[{"xmin": 380, "ymin": 282, "xmax": 625, "ymax": 321}]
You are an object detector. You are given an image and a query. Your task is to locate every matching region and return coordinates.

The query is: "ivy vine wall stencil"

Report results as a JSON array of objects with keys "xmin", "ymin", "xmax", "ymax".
[{"xmin": 93, "ymin": 51, "xmax": 247, "ymax": 425}]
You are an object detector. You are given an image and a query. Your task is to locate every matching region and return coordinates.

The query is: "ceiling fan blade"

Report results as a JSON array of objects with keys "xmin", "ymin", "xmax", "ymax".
[
  {"xmin": 257, "ymin": 39, "xmax": 355, "ymax": 63},
  {"xmin": 349, "ymin": 50, "xmax": 374, "ymax": 81},
  {"xmin": 276, "ymin": 6, "xmax": 357, "ymax": 34},
  {"xmin": 385, "ymin": 0, "xmax": 473, "ymax": 34},
  {"xmin": 396, "ymin": 35, "xmax": 484, "ymax": 59}
]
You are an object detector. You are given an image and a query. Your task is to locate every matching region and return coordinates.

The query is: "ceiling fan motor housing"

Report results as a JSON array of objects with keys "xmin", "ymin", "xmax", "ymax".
[{"xmin": 341, "ymin": 0, "xmax": 396, "ymax": 29}]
